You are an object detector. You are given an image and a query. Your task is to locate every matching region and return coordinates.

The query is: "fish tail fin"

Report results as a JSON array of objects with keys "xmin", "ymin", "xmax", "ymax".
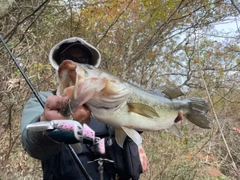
[{"xmin": 185, "ymin": 98, "xmax": 211, "ymax": 129}]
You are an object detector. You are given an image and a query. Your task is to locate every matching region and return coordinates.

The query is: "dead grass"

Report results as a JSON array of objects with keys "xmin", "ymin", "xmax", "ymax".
[
  {"xmin": 139, "ymin": 119, "xmax": 238, "ymax": 180},
  {"xmin": 0, "ymin": 124, "xmax": 42, "ymax": 180}
]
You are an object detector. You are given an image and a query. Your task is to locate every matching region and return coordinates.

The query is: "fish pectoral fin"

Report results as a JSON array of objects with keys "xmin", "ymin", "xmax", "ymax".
[
  {"xmin": 156, "ymin": 85, "xmax": 184, "ymax": 99},
  {"xmin": 122, "ymin": 126, "xmax": 142, "ymax": 146},
  {"xmin": 127, "ymin": 103, "xmax": 159, "ymax": 118},
  {"xmin": 115, "ymin": 128, "xmax": 127, "ymax": 148},
  {"xmin": 166, "ymin": 124, "xmax": 183, "ymax": 138}
]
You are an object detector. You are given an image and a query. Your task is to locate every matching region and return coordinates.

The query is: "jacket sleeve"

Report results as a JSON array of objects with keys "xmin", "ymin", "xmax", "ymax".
[{"xmin": 21, "ymin": 91, "xmax": 63, "ymax": 160}]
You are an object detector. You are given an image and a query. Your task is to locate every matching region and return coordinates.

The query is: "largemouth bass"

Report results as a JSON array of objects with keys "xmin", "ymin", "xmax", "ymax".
[{"xmin": 57, "ymin": 60, "xmax": 210, "ymax": 147}]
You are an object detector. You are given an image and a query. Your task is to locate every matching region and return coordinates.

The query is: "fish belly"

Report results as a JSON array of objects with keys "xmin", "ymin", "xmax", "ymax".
[
  {"xmin": 126, "ymin": 111, "xmax": 178, "ymax": 131},
  {"xmin": 89, "ymin": 103, "xmax": 178, "ymax": 132}
]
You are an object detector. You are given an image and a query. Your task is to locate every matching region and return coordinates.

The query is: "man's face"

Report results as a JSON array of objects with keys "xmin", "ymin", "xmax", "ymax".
[{"xmin": 59, "ymin": 46, "xmax": 90, "ymax": 64}]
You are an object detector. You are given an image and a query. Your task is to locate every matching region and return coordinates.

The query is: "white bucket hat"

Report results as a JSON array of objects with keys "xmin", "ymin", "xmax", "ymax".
[{"xmin": 49, "ymin": 37, "xmax": 101, "ymax": 70}]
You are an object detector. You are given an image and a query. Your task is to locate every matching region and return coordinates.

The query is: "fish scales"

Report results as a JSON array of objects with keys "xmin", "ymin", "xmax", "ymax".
[
  {"xmin": 57, "ymin": 60, "xmax": 211, "ymax": 147},
  {"xmin": 129, "ymin": 86, "xmax": 189, "ymax": 114}
]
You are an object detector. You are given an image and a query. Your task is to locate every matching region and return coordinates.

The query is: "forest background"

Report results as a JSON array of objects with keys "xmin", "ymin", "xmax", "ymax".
[{"xmin": 0, "ymin": 0, "xmax": 240, "ymax": 179}]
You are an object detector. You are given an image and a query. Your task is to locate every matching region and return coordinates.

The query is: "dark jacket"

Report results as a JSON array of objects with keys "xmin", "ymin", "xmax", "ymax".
[{"xmin": 21, "ymin": 91, "xmax": 143, "ymax": 180}]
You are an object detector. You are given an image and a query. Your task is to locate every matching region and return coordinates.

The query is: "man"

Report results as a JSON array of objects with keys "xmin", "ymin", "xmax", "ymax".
[{"xmin": 21, "ymin": 37, "xmax": 146, "ymax": 180}]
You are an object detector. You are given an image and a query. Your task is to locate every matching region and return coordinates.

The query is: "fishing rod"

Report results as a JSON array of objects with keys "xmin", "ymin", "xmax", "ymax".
[{"xmin": 0, "ymin": 35, "xmax": 92, "ymax": 180}]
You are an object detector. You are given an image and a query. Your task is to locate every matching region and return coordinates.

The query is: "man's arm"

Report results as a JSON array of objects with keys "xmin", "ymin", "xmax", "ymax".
[{"xmin": 21, "ymin": 91, "xmax": 63, "ymax": 160}]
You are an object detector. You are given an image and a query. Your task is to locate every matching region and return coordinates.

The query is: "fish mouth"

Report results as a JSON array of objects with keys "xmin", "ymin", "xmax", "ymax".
[{"xmin": 58, "ymin": 60, "xmax": 132, "ymax": 115}]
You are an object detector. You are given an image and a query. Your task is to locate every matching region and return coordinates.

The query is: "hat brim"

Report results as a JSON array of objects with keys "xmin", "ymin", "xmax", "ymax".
[{"xmin": 49, "ymin": 37, "xmax": 101, "ymax": 70}]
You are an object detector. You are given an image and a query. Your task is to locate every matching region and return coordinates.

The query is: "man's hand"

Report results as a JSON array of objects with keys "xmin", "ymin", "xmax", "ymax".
[
  {"xmin": 138, "ymin": 144, "xmax": 148, "ymax": 172},
  {"xmin": 40, "ymin": 95, "xmax": 91, "ymax": 125},
  {"xmin": 174, "ymin": 110, "xmax": 184, "ymax": 123}
]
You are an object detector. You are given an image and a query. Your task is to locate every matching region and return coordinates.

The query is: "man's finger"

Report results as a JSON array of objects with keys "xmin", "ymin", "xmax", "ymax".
[
  {"xmin": 43, "ymin": 110, "xmax": 71, "ymax": 121},
  {"xmin": 138, "ymin": 144, "xmax": 148, "ymax": 172},
  {"xmin": 45, "ymin": 96, "xmax": 69, "ymax": 110},
  {"xmin": 72, "ymin": 105, "xmax": 91, "ymax": 124},
  {"xmin": 174, "ymin": 110, "xmax": 183, "ymax": 123}
]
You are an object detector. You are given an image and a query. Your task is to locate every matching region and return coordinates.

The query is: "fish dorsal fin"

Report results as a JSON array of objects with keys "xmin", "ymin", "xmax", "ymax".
[
  {"xmin": 115, "ymin": 128, "xmax": 127, "ymax": 148},
  {"xmin": 122, "ymin": 126, "xmax": 142, "ymax": 146},
  {"xmin": 166, "ymin": 124, "xmax": 183, "ymax": 138},
  {"xmin": 127, "ymin": 103, "xmax": 159, "ymax": 118},
  {"xmin": 156, "ymin": 85, "xmax": 184, "ymax": 99}
]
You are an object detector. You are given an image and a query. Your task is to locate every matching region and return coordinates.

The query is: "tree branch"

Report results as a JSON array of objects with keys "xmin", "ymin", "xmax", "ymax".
[
  {"xmin": 4, "ymin": 0, "xmax": 50, "ymax": 42},
  {"xmin": 230, "ymin": 0, "xmax": 240, "ymax": 14},
  {"xmin": 96, "ymin": 0, "xmax": 133, "ymax": 46}
]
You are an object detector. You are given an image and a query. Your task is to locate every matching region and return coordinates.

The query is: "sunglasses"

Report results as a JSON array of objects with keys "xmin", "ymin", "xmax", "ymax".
[{"xmin": 60, "ymin": 55, "xmax": 90, "ymax": 64}]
